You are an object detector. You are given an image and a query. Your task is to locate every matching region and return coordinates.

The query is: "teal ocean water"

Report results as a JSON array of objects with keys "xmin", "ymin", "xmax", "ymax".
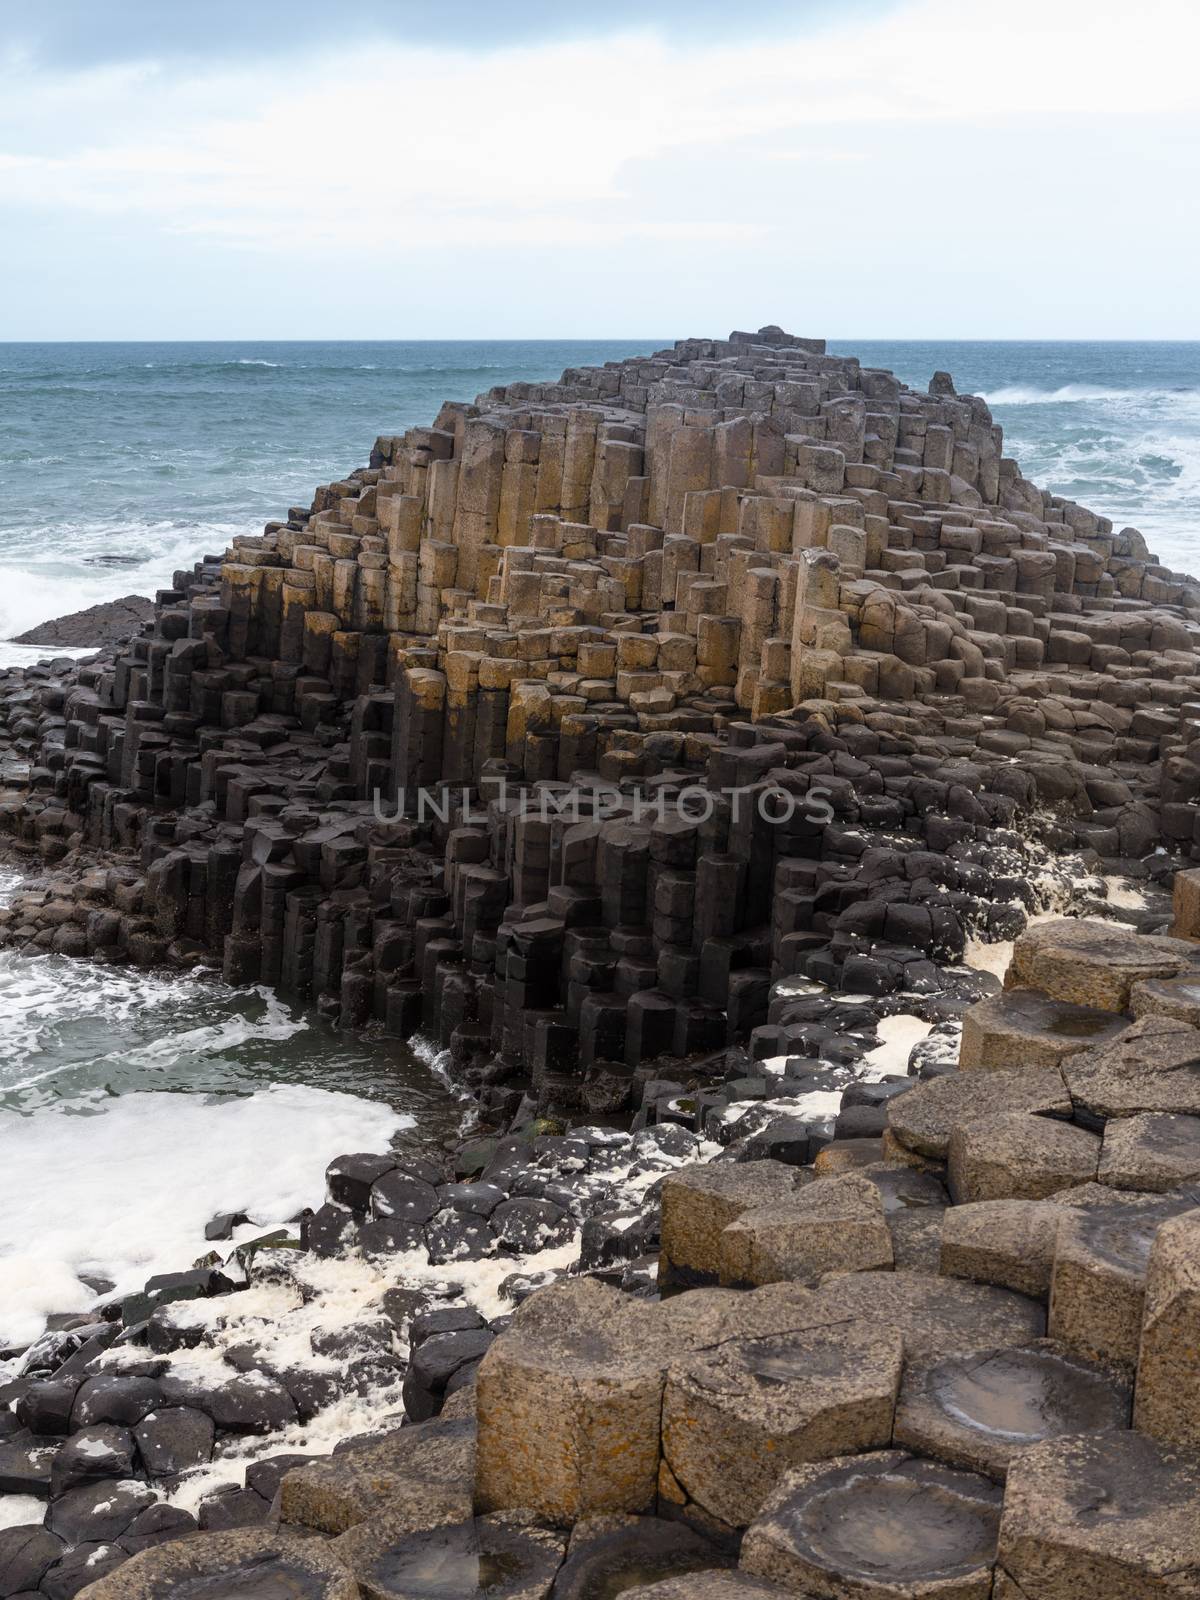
[{"xmin": 0, "ymin": 336, "xmax": 1196, "ymax": 1335}]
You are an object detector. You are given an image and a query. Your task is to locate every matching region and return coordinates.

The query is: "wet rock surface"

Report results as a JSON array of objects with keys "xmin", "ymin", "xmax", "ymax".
[
  {"xmin": 11, "ymin": 596, "xmax": 154, "ymax": 650},
  {"xmin": 741, "ymin": 1451, "xmax": 1003, "ymax": 1597},
  {"xmin": 894, "ymin": 1339, "xmax": 1131, "ymax": 1479}
]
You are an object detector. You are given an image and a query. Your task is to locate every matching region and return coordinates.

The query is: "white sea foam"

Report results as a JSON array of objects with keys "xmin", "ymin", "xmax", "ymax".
[
  {"xmin": 0, "ymin": 520, "xmax": 245, "ymax": 642},
  {"xmin": 981, "ymin": 383, "xmax": 1186, "ymax": 405},
  {"xmin": 0, "ymin": 1085, "xmax": 409, "ymax": 1346},
  {"xmin": 0, "ymin": 1495, "xmax": 45, "ymax": 1530},
  {"xmin": 861, "ymin": 1013, "xmax": 934, "ymax": 1079}
]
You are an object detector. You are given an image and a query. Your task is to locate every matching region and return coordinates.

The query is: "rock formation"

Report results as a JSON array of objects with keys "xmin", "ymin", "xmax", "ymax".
[
  {"xmin": 11, "ymin": 596, "xmax": 155, "ymax": 650},
  {"xmin": 1, "ymin": 327, "xmax": 1200, "ymax": 1596}
]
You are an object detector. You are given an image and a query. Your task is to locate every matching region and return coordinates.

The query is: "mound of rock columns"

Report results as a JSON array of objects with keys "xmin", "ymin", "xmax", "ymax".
[{"xmin": 0, "ymin": 328, "xmax": 1199, "ymax": 1595}]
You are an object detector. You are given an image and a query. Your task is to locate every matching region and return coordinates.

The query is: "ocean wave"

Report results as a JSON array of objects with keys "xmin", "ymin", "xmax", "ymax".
[
  {"xmin": 983, "ymin": 383, "xmax": 1197, "ymax": 405},
  {"xmin": 0, "ymin": 518, "xmax": 251, "ymax": 640}
]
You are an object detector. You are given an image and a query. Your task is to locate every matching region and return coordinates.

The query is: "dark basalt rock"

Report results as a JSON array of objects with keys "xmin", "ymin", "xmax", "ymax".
[
  {"xmin": 46, "ymin": 1477, "xmax": 157, "ymax": 1545},
  {"xmin": 119, "ymin": 1501, "xmax": 198, "ymax": 1554},
  {"xmin": 70, "ymin": 1375, "xmax": 164, "ymax": 1430},
  {"xmin": 198, "ymin": 1485, "xmax": 273, "ymax": 1531},
  {"xmin": 158, "ymin": 1371, "xmax": 299, "ymax": 1435},
  {"xmin": 49, "ymin": 1424, "xmax": 135, "ymax": 1497},
  {"xmin": 0, "ymin": 1435, "xmax": 57, "ymax": 1496},
  {"xmin": 41, "ymin": 1538, "xmax": 129, "ymax": 1598},
  {"xmin": 369, "ymin": 1172, "xmax": 441, "ymax": 1228},
  {"xmin": 134, "ymin": 1405, "xmax": 216, "ymax": 1476},
  {"xmin": 0, "ymin": 1524, "xmax": 65, "ymax": 1594},
  {"xmin": 403, "ymin": 1328, "xmax": 496, "ymax": 1423},
  {"xmin": 12, "ymin": 594, "xmax": 153, "ymax": 649},
  {"xmin": 15, "ymin": 1376, "xmax": 83, "ymax": 1436}
]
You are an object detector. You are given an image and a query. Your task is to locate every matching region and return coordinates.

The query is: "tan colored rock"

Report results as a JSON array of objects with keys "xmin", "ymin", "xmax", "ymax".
[
  {"xmin": 959, "ymin": 988, "xmax": 1127, "ymax": 1071},
  {"xmin": 1049, "ymin": 1190, "xmax": 1200, "ymax": 1368},
  {"xmin": 621, "ymin": 1576, "xmax": 787, "ymax": 1599},
  {"xmin": 659, "ymin": 1160, "xmax": 810, "ymax": 1288},
  {"xmin": 474, "ymin": 1277, "xmax": 665, "ymax": 1523},
  {"xmin": 1007, "ymin": 917, "xmax": 1195, "ymax": 1012},
  {"xmin": 341, "ymin": 1511, "xmax": 566, "ymax": 1600},
  {"xmin": 894, "ymin": 1338, "xmax": 1130, "ymax": 1481},
  {"xmin": 1131, "ymin": 974, "xmax": 1200, "ymax": 1027},
  {"xmin": 947, "ymin": 1111, "xmax": 1099, "ymax": 1204},
  {"xmin": 1171, "ymin": 866, "xmax": 1200, "ymax": 940},
  {"xmin": 77, "ymin": 1529, "xmax": 358, "ymax": 1599},
  {"xmin": 1135, "ymin": 1208, "xmax": 1200, "ymax": 1446},
  {"xmin": 718, "ymin": 1173, "xmax": 894, "ymax": 1287},
  {"xmin": 1099, "ymin": 1112, "xmax": 1200, "ymax": 1191},
  {"xmin": 741, "ymin": 1451, "xmax": 1001, "ymax": 1599},
  {"xmin": 811, "ymin": 1270, "xmax": 1044, "ymax": 1360},
  {"xmin": 1062, "ymin": 1015, "xmax": 1200, "ymax": 1120},
  {"xmin": 662, "ymin": 1321, "xmax": 902, "ymax": 1528},
  {"xmin": 280, "ymin": 1415, "xmax": 475, "ymax": 1535},
  {"xmin": 889, "ymin": 1069, "xmax": 1070, "ymax": 1161},
  {"xmin": 940, "ymin": 1200, "xmax": 1063, "ymax": 1298},
  {"xmin": 999, "ymin": 1430, "xmax": 1200, "ymax": 1599}
]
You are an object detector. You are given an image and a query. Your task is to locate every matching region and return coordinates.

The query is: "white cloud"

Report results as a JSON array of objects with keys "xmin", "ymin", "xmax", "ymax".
[{"xmin": 0, "ymin": 0, "xmax": 1196, "ymax": 255}]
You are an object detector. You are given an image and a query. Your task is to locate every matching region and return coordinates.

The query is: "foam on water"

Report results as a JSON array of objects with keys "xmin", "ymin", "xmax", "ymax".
[{"xmin": 0, "ymin": 1085, "xmax": 410, "ymax": 1346}]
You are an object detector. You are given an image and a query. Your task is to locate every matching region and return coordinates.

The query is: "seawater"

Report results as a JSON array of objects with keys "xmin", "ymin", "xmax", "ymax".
[
  {"xmin": 0, "ymin": 336, "xmax": 1197, "ymax": 1341},
  {"xmin": 0, "ymin": 866, "xmax": 459, "ymax": 1345}
]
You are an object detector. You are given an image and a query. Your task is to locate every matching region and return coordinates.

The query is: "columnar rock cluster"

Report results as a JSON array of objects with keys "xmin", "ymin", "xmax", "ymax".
[
  {"xmin": 5, "ymin": 910, "xmax": 1197, "ymax": 1598},
  {"xmin": 2, "ymin": 327, "xmax": 1198, "ymax": 1117},
  {"xmin": 3, "ymin": 327, "xmax": 1200, "ymax": 1598}
]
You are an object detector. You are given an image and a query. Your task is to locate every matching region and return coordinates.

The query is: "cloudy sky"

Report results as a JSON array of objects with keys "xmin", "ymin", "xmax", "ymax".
[{"xmin": 1, "ymin": 0, "xmax": 1197, "ymax": 339}]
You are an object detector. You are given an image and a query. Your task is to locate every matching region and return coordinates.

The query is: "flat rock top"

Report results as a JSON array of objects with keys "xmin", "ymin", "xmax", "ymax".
[
  {"xmin": 889, "ymin": 1068, "xmax": 1071, "ymax": 1159},
  {"xmin": 1001, "ymin": 1430, "xmax": 1200, "ymax": 1570},
  {"xmin": 1063, "ymin": 1015, "xmax": 1200, "ymax": 1119},
  {"xmin": 75, "ymin": 1528, "xmax": 358, "ymax": 1599},
  {"xmin": 12, "ymin": 594, "xmax": 154, "ymax": 648},
  {"xmin": 744, "ymin": 1450, "xmax": 1001, "ymax": 1588},
  {"xmin": 811, "ymin": 1270, "xmax": 1045, "ymax": 1359},
  {"xmin": 1009, "ymin": 918, "xmax": 1196, "ymax": 1010}
]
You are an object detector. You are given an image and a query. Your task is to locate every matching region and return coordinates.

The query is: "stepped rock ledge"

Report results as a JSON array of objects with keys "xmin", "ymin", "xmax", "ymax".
[{"xmin": 2, "ymin": 327, "xmax": 1200, "ymax": 1598}]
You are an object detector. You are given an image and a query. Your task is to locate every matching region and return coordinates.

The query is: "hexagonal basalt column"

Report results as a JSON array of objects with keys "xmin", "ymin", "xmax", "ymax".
[
  {"xmin": 339, "ymin": 1511, "xmax": 566, "ymax": 1600},
  {"xmin": 894, "ymin": 1339, "xmax": 1131, "ymax": 1480},
  {"xmin": 940, "ymin": 1200, "xmax": 1063, "ymax": 1298},
  {"xmin": 1099, "ymin": 1112, "xmax": 1200, "ymax": 1191},
  {"xmin": 620, "ymin": 1576, "xmax": 787, "ymax": 1599},
  {"xmin": 1049, "ymin": 1189, "xmax": 1200, "ymax": 1368},
  {"xmin": 75, "ymin": 1529, "xmax": 359, "ymax": 1599},
  {"xmin": 1135, "ymin": 1208, "xmax": 1200, "ymax": 1447},
  {"xmin": 887, "ymin": 1069, "xmax": 1071, "ymax": 1164},
  {"xmin": 661, "ymin": 1322, "xmax": 903, "ymax": 1529},
  {"xmin": 741, "ymin": 1452, "xmax": 1002, "ymax": 1599},
  {"xmin": 659, "ymin": 1160, "xmax": 811, "ymax": 1289},
  {"xmin": 947, "ymin": 1112, "xmax": 1100, "ymax": 1204},
  {"xmin": 475, "ymin": 1278, "xmax": 666, "ymax": 1523},
  {"xmin": 959, "ymin": 989, "xmax": 1127, "ymax": 1072},
  {"xmin": 999, "ymin": 1431, "xmax": 1200, "ymax": 1598},
  {"xmin": 718, "ymin": 1173, "xmax": 894, "ymax": 1288},
  {"xmin": 1062, "ymin": 1016, "xmax": 1200, "ymax": 1122},
  {"xmin": 1007, "ymin": 918, "xmax": 1195, "ymax": 1012},
  {"xmin": 812, "ymin": 1271, "xmax": 1045, "ymax": 1360}
]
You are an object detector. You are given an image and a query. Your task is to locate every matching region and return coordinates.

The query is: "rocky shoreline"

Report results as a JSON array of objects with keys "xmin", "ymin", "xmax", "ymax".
[
  {"xmin": 11, "ymin": 596, "xmax": 155, "ymax": 650},
  {"xmin": 2, "ymin": 326, "xmax": 1200, "ymax": 1596}
]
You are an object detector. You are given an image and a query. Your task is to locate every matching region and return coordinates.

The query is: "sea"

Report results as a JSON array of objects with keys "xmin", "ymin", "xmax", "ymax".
[{"xmin": 0, "ymin": 336, "xmax": 1197, "ymax": 1345}]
